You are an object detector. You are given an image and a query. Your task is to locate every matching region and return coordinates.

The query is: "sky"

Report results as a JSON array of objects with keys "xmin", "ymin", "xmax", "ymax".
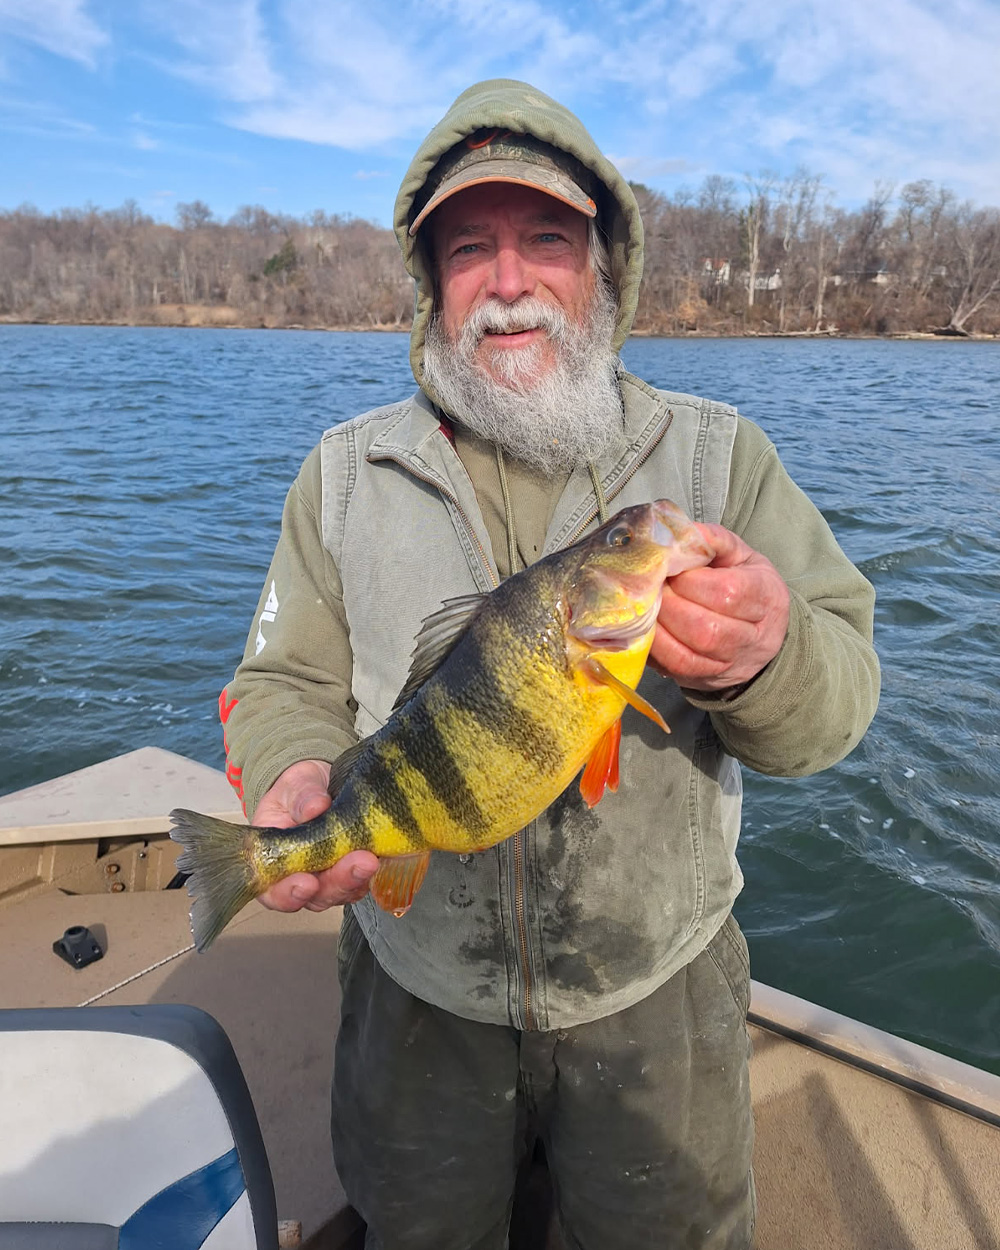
[{"xmin": 1, "ymin": 0, "xmax": 999, "ymax": 227}]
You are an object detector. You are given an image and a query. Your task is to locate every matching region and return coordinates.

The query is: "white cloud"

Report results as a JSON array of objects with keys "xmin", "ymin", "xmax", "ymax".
[
  {"xmin": 609, "ymin": 155, "xmax": 699, "ymax": 180},
  {"xmin": 140, "ymin": 0, "xmax": 614, "ymax": 149},
  {"xmin": 0, "ymin": 0, "xmax": 107, "ymax": 68},
  {"xmin": 0, "ymin": 94, "xmax": 97, "ymax": 140},
  {"xmin": 592, "ymin": 0, "xmax": 1000, "ymax": 205},
  {"xmin": 95, "ymin": 0, "xmax": 1000, "ymax": 204},
  {"xmin": 141, "ymin": 0, "xmax": 280, "ymax": 103}
]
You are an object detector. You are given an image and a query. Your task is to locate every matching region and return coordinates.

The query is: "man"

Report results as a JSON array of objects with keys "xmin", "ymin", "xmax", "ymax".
[{"xmin": 221, "ymin": 79, "xmax": 879, "ymax": 1249}]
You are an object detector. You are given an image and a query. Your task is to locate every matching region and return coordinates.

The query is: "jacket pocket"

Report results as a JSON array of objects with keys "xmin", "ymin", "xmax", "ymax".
[{"xmin": 707, "ymin": 912, "xmax": 751, "ymax": 1018}]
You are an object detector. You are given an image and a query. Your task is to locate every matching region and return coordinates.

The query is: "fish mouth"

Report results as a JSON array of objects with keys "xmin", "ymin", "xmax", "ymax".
[{"xmin": 569, "ymin": 597, "xmax": 661, "ymax": 651}]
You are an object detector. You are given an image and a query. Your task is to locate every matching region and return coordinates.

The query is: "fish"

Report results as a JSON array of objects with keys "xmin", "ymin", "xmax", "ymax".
[{"xmin": 169, "ymin": 498, "xmax": 715, "ymax": 950}]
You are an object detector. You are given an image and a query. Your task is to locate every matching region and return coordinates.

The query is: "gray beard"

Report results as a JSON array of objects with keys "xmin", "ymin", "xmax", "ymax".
[{"xmin": 422, "ymin": 283, "xmax": 625, "ymax": 474}]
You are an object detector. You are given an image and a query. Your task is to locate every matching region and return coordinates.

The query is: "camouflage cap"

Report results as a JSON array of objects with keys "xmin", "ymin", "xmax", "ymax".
[{"xmin": 408, "ymin": 128, "xmax": 599, "ymax": 236}]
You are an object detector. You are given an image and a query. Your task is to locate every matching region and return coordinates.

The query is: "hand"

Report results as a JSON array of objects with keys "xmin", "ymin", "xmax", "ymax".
[
  {"xmin": 649, "ymin": 524, "xmax": 790, "ymax": 693},
  {"xmin": 251, "ymin": 758, "xmax": 379, "ymax": 912}
]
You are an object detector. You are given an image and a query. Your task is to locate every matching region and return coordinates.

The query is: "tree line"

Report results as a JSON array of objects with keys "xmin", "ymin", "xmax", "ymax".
[{"xmin": 2, "ymin": 176, "xmax": 999, "ymax": 336}]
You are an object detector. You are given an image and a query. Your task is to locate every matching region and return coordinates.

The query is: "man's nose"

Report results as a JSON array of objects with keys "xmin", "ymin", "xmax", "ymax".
[{"xmin": 486, "ymin": 246, "xmax": 534, "ymax": 303}]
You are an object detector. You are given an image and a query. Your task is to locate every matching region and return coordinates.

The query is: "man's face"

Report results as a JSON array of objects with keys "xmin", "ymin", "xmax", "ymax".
[{"xmin": 430, "ymin": 182, "xmax": 594, "ymax": 386}]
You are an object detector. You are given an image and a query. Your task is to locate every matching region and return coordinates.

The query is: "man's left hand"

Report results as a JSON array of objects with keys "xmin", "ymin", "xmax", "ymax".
[{"xmin": 649, "ymin": 524, "xmax": 790, "ymax": 693}]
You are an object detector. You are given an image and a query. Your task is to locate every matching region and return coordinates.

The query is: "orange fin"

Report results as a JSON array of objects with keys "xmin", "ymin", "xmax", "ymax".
[
  {"xmin": 370, "ymin": 851, "xmax": 431, "ymax": 918},
  {"xmin": 583, "ymin": 657, "xmax": 670, "ymax": 734},
  {"xmin": 579, "ymin": 719, "xmax": 622, "ymax": 808}
]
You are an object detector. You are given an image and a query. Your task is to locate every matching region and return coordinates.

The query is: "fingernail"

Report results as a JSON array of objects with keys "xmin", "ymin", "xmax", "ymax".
[
  {"xmin": 291, "ymin": 885, "xmax": 311, "ymax": 902},
  {"xmin": 352, "ymin": 865, "xmax": 374, "ymax": 883}
]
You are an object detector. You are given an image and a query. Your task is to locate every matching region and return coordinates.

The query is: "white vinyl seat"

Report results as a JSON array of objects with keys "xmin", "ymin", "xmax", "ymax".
[{"xmin": 0, "ymin": 1005, "xmax": 278, "ymax": 1249}]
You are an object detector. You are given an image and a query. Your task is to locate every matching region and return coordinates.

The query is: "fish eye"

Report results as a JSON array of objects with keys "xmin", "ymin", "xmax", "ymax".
[{"xmin": 606, "ymin": 524, "xmax": 632, "ymax": 547}]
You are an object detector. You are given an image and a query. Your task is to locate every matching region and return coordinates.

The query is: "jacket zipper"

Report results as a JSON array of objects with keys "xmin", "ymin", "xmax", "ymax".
[{"xmin": 513, "ymin": 828, "xmax": 535, "ymax": 1030}]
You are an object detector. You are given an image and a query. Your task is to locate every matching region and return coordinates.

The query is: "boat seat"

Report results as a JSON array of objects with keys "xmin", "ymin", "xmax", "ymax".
[{"xmin": 0, "ymin": 1004, "xmax": 278, "ymax": 1249}]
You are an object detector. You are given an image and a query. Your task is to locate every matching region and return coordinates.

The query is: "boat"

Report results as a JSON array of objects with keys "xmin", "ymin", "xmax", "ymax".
[{"xmin": 2, "ymin": 748, "xmax": 999, "ymax": 1248}]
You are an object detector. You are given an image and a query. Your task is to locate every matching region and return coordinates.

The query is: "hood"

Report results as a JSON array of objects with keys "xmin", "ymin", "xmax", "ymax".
[{"xmin": 393, "ymin": 79, "xmax": 644, "ymax": 398}]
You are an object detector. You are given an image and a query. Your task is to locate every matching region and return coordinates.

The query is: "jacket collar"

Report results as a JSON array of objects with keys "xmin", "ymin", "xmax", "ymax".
[
  {"xmin": 544, "ymin": 370, "xmax": 674, "ymax": 553},
  {"xmin": 365, "ymin": 369, "xmax": 674, "ymax": 553}
]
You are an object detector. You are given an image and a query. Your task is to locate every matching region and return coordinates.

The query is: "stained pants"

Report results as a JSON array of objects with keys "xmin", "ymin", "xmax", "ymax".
[{"xmin": 332, "ymin": 909, "xmax": 755, "ymax": 1250}]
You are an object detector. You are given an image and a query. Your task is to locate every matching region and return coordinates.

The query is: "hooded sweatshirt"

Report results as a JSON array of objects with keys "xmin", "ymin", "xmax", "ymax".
[{"xmin": 221, "ymin": 80, "xmax": 879, "ymax": 1030}]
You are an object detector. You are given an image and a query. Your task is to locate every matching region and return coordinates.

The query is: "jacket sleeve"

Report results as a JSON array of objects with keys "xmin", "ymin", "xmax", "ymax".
[
  {"xmin": 220, "ymin": 446, "xmax": 358, "ymax": 819},
  {"xmin": 684, "ymin": 416, "xmax": 880, "ymax": 777}
]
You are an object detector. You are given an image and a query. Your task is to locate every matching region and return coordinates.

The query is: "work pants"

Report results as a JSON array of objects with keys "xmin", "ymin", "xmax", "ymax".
[{"xmin": 332, "ymin": 909, "xmax": 755, "ymax": 1250}]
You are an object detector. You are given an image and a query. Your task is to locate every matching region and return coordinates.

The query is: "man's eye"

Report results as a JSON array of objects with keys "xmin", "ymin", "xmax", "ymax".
[{"xmin": 537, "ymin": 232, "xmax": 562, "ymax": 243}]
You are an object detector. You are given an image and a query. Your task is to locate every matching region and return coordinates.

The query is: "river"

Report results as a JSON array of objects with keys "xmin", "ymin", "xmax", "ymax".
[{"xmin": 2, "ymin": 325, "xmax": 998, "ymax": 1074}]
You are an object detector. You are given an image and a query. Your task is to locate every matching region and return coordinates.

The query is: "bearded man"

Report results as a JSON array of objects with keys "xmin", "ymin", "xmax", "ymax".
[{"xmin": 220, "ymin": 80, "xmax": 879, "ymax": 1250}]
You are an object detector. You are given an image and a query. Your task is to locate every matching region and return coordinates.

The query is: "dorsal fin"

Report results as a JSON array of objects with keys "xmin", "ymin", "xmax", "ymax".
[
  {"xmin": 391, "ymin": 592, "xmax": 489, "ymax": 711},
  {"xmin": 327, "ymin": 738, "xmax": 370, "ymax": 799}
]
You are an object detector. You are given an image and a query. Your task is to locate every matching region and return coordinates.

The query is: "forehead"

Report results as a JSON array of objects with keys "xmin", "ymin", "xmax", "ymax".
[{"xmin": 429, "ymin": 182, "xmax": 589, "ymax": 242}]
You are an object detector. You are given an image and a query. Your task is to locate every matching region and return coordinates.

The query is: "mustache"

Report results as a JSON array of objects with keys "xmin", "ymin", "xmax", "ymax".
[{"xmin": 458, "ymin": 296, "xmax": 570, "ymax": 351}]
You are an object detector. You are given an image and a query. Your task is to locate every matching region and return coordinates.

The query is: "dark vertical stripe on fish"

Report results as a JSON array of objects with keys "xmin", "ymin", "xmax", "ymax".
[
  {"xmin": 363, "ymin": 741, "xmax": 424, "ymax": 847},
  {"xmin": 398, "ymin": 709, "xmax": 490, "ymax": 839},
  {"xmin": 444, "ymin": 635, "xmax": 565, "ymax": 774}
]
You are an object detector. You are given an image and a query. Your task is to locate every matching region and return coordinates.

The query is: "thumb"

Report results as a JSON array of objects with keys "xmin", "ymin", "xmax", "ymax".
[
  {"xmin": 675, "ymin": 523, "xmax": 752, "ymax": 572},
  {"xmin": 290, "ymin": 785, "xmax": 333, "ymax": 825}
]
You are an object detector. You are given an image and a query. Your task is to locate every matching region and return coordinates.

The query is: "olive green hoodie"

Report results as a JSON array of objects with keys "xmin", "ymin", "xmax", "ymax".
[
  {"xmin": 222, "ymin": 80, "xmax": 879, "ymax": 1030},
  {"xmin": 393, "ymin": 78, "xmax": 643, "ymax": 401}
]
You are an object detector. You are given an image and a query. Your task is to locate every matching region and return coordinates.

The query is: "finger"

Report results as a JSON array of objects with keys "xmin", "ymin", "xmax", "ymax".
[
  {"xmin": 666, "ymin": 565, "xmax": 777, "ymax": 623},
  {"xmin": 693, "ymin": 524, "xmax": 754, "ymax": 568},
  {"xmin": 258, "ymin": 872, "xmax": 324, "ymax": 912},
  {"xmin": 648, "ymin": 620, "xmax": 730, "ymax": 685},
  {"xmin": 289, "ymin": 787, "xmax": 333, "ymax": 825},
  {"xmin": 258, "ymin": 853, "xmax": 380, "ymax": 914},
  {"xmin": 307, "ymin": 852, "xmax": 380, "ymax": 908},
  {"xmin": 252, "ymin": 786, "xmax": 331, "ymax": 830},
  {"xmin": 657, "ymin": 583, "xmax": 756, "ymax": 660}
]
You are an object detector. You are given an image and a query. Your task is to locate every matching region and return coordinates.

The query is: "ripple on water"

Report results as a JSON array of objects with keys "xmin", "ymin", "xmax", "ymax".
[{"xmin": 3, "ymin": 327, "xmax": 1000, "ymax": 1074}]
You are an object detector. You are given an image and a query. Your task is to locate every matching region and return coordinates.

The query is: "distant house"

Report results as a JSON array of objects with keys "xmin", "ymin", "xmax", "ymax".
[
  {"xmin": 701, "ymin": 257, "xmax": 732, "ymax": 285},
  {"xmin": 750, "ymin": 268, "xmax": 782, "ymax": 292},
  {"xmin": 830, "ymin": 267, "xmax": 895, "ymax": 288}
]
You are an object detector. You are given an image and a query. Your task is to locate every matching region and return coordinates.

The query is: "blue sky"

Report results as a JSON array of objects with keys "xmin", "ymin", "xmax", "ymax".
[{"xmin": 1, "ymin": 0, "xmax": 999, "ymax": 226}]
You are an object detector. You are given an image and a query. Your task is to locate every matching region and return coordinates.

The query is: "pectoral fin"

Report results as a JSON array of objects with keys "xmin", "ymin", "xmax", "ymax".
[
  {"xmin": 582, "ymin": 657, "xmax": 671, "ymax": 734},
  {"xmin": 579, "ymin": 719, "xmax": 621, "ymax": 808},
  {"xmin": 370, "ymin": 851, "xmax": 431, "ymax": 918}
]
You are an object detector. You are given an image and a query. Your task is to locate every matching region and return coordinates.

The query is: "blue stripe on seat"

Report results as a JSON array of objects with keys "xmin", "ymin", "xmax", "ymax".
[{"xmin": 118, "ymin": 1147, "xmax": 247, "ymax": 1249}]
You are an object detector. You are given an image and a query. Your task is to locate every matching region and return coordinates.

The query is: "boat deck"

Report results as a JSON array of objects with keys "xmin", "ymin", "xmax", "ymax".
[{"xmin": 2, "ymin": 750, "xmax": 999, "ymax": 1249}]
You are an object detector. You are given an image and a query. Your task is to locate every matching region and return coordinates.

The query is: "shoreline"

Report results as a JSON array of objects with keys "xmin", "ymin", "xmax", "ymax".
[{"xmin": 0, "ymin": 314, "xmax": 996, "ymax": 342}]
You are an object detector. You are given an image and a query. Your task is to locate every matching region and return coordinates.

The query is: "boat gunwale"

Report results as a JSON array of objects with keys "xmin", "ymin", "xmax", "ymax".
[{"xmin": 749, "ymin": 980, "xmax": 1000, "ymax": 1129}]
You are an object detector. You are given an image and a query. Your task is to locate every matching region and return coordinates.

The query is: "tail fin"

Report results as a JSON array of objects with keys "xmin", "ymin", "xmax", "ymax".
[{"xmin": 169, "ymin": 809, "xmax": 259, "ymax": 952}]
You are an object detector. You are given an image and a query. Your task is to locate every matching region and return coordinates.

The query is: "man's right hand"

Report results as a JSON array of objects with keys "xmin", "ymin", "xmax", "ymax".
[{"xmin": 251, "ymin": 758, "xmax": 379, "ymax": 913}]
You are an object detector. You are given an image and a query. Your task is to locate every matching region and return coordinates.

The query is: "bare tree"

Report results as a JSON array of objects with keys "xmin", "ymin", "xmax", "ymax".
[
  {"xmin": 742, "ymin": 174, "xmax": 776, "ymax": 310},
  {"xmin": 773, "ymin": 169, "xmax": 821, "ymax": 330},
  {"xmin": 2, "ymin": 180, "xmax": 999, "ymax": 335},
  {"xmin": 942, "ymin": 204, "xmax": 1000, "ymax": 333}
]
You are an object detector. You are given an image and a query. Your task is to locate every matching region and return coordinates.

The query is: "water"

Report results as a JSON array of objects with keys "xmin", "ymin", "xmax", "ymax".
[{"xmin": 2, "ymin": 326, "xmax": 998, "ymax": 1074}]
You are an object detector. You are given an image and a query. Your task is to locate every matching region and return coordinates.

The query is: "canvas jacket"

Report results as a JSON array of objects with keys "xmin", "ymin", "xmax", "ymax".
[{"xmin": 221, "ymin": 81, "xmax": 879, "ymax": 1030}]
